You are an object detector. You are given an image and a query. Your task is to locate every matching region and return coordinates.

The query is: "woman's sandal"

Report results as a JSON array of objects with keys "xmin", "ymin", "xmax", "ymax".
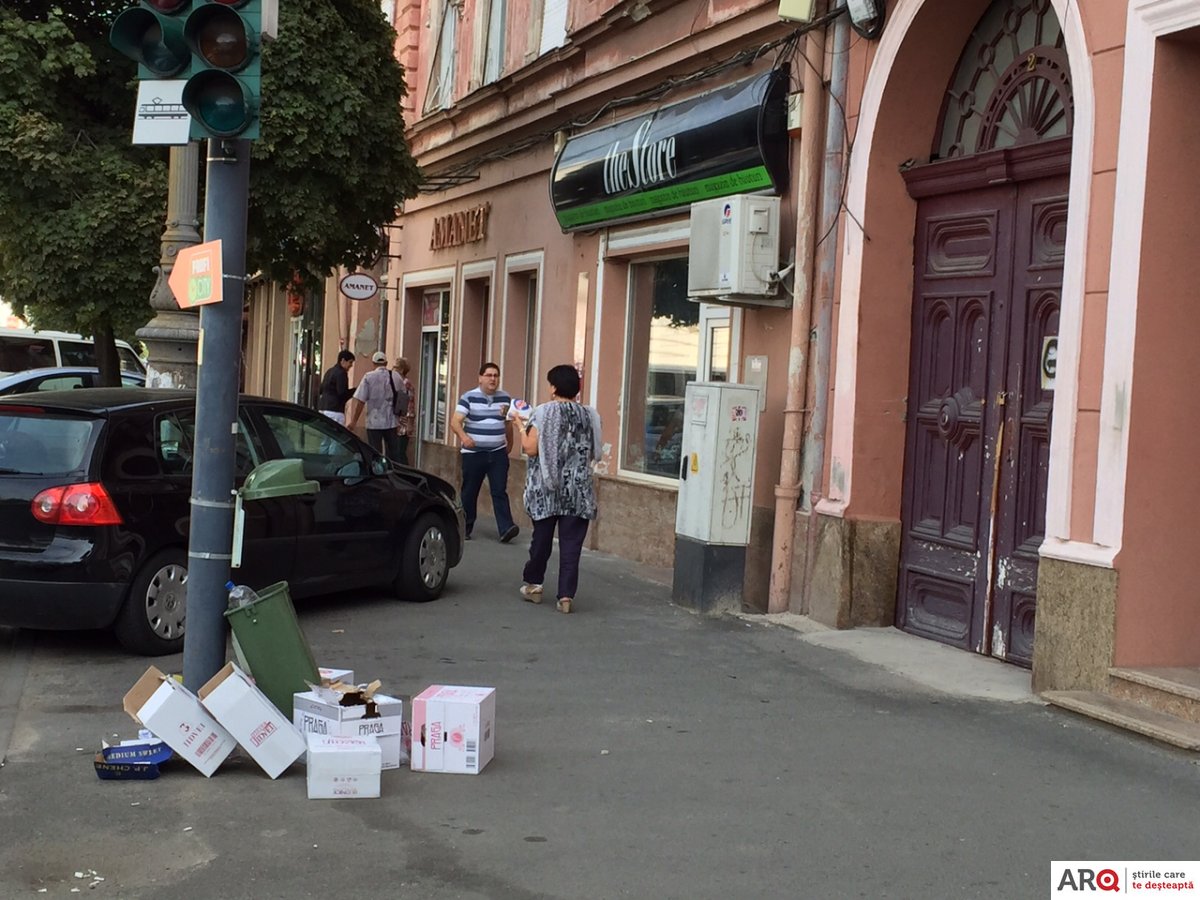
[{"xmin": 556, "ymin": 598, "xmax": 572, "ymax": 614}]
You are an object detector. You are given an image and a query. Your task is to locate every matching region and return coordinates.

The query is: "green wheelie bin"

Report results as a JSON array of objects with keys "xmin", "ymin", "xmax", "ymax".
[{"xmin": 224, "ymin": 581, "xmax": 320, "ymax": 716}]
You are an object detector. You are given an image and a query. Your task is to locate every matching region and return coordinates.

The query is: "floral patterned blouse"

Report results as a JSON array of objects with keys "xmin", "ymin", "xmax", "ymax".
[{"xmin": 523, "ymin": 401, "xmax": 602, "ymax": 521}]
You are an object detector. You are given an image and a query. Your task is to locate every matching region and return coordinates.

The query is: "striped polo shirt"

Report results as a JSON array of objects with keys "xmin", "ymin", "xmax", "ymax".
[{"xmin": 456, "ymin": 388, "xmax": 511, "ymax": 453}]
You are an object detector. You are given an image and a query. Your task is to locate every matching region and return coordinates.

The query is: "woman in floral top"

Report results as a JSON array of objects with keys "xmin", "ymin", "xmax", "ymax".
[{"xmin": 516, "ymin": 365, "xmax": 602, "ymax": 614}]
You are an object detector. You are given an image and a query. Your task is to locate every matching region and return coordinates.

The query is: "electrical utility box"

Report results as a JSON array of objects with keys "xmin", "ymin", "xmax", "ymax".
[
  {"xmin": 672, "ymin": 382, "xmax": 761, "ymax": 614},
  {"xmin": 687, "ymin": 195, "xmax": 782, "ymax": 302}
]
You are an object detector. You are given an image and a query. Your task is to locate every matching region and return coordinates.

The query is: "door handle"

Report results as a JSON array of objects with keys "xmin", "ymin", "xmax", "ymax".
[{"xmin": 680, "ymin": 454, "xmax": 688, "ymax": 481}]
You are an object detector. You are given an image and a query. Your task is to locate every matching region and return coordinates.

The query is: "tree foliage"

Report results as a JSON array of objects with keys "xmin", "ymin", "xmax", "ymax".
[
  {"xmin": 0, "ymin": 1, "xmax": 166, "ymax": 342},
  {"xmin": 0, "ymin": 0, "xmax": 419, "ymax": 344}
]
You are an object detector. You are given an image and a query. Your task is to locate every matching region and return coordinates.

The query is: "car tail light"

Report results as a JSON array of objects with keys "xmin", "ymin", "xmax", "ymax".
[{"xmin": 31, "ymin": 483, "xmax": 123, "ymax": 526}]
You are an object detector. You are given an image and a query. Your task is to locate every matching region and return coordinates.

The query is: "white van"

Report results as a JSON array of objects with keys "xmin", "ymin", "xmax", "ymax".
[{"xmin": 0, "ymin": 328, "xmax": 146, "ymax": 376}]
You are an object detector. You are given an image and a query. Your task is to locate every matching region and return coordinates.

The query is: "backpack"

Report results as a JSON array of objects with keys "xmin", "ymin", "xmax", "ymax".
[{"xmin": 389, "ymin": 372, "xmax": 410, "ymax": 417}]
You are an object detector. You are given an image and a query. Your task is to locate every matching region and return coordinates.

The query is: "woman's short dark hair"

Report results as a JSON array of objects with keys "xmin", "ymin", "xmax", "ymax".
[
  {"xmin": 337, "ymin": 350, "xmax": 355, "ymax": 363},
  {"xmin": 547, "ymin": 364, "xmax": 580, "ymax": 399}
]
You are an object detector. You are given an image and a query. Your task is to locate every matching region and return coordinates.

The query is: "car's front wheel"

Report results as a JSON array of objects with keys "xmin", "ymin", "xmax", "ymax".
[
  {"xmin": 395, "ymin": 512, "xmax": 449, "ymax": 602},
  {"xmin": 114, "ymin": 548, "xmax": 188, "ymax": 655}
]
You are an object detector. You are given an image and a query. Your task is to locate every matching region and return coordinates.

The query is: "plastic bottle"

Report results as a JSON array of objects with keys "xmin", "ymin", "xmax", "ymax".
[{"xmin": 225, "ymin": 580, "xmax": 260, "ymax": 609}]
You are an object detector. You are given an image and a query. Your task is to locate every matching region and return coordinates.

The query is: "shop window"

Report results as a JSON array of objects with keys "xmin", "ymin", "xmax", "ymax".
[
  {"xmin": 503, "ymin": 268, "xmax": 539, "ymax": 405},
  {"xmin": 419, "ymin": 290, "xmax": 451, "ymax": 441},
  {"xmin": 622, "ymin": 258, "xmax": 698, "ymax": 479}
]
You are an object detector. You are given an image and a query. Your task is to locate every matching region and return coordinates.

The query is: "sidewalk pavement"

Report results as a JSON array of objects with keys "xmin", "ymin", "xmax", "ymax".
[{"xmin": 1, "ymin": 535, "xmax": 1197, "ymax": 899}]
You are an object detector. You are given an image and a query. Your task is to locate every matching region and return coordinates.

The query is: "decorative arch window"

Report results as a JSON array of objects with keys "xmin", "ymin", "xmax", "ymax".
[{"xmin": 934, "ymin": 0, "xmax": 1073, "ymax": 160}]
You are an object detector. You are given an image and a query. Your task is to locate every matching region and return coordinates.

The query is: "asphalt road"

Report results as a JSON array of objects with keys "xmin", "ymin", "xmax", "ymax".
[{"xmin": 0, "ymin": 536, "xmax": 1197, "ymax": 899}]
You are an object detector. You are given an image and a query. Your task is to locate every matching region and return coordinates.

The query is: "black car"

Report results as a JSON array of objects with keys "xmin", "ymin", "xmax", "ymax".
[{"xmin": 0, "ymin": 389, "xmax": 465, "ymax": 655}]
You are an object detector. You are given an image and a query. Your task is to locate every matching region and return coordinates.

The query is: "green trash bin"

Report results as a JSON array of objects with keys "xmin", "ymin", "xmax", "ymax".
[{"xmin": 224, "ymin": 580, "xmax": 320, "ymax": 716}]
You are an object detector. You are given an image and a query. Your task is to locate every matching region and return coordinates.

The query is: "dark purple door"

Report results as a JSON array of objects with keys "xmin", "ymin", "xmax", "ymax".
[{"xmin": 898, "ymin": 156, "xmax": 1067, "ymax": 666}]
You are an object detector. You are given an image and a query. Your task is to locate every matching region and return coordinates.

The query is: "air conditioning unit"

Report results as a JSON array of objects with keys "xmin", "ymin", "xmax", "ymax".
[{"xmin": 687, "ymin": 195, "xmax": 785, "ymax": 307}]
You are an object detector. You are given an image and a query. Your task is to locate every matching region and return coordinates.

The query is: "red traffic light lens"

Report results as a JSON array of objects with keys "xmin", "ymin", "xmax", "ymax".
[
  {"xmin": 194, "ymin": 8, "xmax": 248, "ymax": 68},
  {"xmin": 145, "ymin": 0, "xmax": 188, "ymax": 11}
]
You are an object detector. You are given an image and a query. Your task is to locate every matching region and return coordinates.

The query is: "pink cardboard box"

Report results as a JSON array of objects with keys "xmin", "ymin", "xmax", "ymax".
[{"xmin": 410, "ymin": 685, "xmax": 495, "ymax": 775}]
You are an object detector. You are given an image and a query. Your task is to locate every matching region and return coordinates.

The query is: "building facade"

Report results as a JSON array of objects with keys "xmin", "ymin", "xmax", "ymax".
[{"xmin": 244, "ymin": 0, "xmax": 1200, "ymax": 738}]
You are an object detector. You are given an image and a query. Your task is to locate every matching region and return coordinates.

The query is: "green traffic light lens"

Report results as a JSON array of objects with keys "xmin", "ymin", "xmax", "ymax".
[
  {"xmin": 194, "ymin": 8, "xmax": 248, "ymax": 68},
  {"xmin": 182, "ymin": 70, "xmax": 254, "ymax": 137},
  {"xmin": 110, "ymin": 7, "xmax": 189, "ymax": 76}
]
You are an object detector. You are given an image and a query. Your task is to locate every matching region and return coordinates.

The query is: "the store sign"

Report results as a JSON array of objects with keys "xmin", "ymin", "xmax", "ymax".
[
  {"xmin": 339, "ymin": 272, "xmax": 379, "ymax": 301},
  {"xmin": 430, "ymin": 203, "xmax": 491, "ymax": 250},
  {"xmin": 550, "ymin": 69, "xmax": 789, "ymax": 232}
]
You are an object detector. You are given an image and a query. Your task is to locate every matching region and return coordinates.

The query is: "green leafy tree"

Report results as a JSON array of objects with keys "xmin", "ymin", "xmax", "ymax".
[
  {"xmin": 0, "ymin": 0, "xmax": 419, "ymax": 381},
  {"xmin": 0, "ymin": 2, "xmax": 165, "ymax": 375}
]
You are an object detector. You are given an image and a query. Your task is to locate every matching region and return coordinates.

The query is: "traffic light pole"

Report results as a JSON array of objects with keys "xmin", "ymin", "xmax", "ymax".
[{"xmin": 182, "ymin": 138, "xmax": 250, "ymax": 691}]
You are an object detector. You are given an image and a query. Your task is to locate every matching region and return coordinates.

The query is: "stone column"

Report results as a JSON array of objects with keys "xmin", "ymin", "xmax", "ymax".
[{"xmin": 138, "ymin": 143, "xmax": 202, "ymax": 388}]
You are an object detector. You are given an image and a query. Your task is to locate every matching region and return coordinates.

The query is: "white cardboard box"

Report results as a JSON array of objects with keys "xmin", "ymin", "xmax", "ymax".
[
  {"xmin": 122, "ymin": 667, "xmax": 237, "ymax": 777},
  {"xmin": 199, "ymin": 663, "xmax": 306, "ymax": 779},
  {"xmin": 293, "ymin": 689, "xmax": 404, "ymax": 770},
  {"xmin": 306, "ymin": 735, "xmax": 381, "ymax": 799},
  {"xmin": 317, "ymin": 667, "xmax": 354, "ymax": 686},
  {"xmin": 410, "ymin": 685, "xmax": 495, "ymax": 775}
]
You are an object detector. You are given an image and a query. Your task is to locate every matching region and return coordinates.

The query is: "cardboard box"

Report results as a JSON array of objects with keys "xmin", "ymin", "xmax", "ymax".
[
  {"xmin": 94, "ymin": 754, "xmax": 162, "ymax": 780},
  {"xmin": 317, "ymin": 667, "xmax": 354, "ymax": 686},
  {"xmin": 199, "ymin": 662, "xmax": 307, "ymax": 779},
  {"xmin": 293, "ymin": 685, "xmax": 404, "ymax": 770},
  {"xmin": 410, "ymin": 685, "xmax": 495, "ymax": 775},
  {"xmin": 123, "ymin": 667, "xmax": 236, "ymax": 777},
  {"xmin": 306, "ymin": 735, "xmax": 381, "ymax": 799}
]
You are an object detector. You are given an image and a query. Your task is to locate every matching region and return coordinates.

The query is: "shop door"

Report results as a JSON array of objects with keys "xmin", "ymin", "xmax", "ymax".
[{"xmin": 897, "ymin": 169, "xmax": 1066, "ymax": 666}]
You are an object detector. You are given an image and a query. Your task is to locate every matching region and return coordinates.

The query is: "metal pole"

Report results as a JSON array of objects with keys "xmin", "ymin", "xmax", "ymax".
[
  {"xmin": 182, "ymin": 138, "xmax": 250, "ymax": 691},
  {"xmin": 800, "ymin": 4, "xmax": 850, "ymax": 602}
]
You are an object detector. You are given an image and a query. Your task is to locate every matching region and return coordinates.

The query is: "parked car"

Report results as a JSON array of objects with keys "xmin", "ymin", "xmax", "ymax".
[
  {"xmin": 0, "ymin": 328, "xmax": 145, "ymax": 376},
  {"xmin": 0, "ymin": 367, "xmax": 146, "ymax": 396},
  {"xmin": 0, "ymin": 389, "xmax": 465, "ymax": 655}
]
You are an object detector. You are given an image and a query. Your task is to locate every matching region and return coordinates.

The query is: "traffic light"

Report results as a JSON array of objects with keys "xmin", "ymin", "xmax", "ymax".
[
  {"xmin": 111, "ymin": 0, "xmax": 271, "ymax": 141},
  {"xmin": 110, "ymin": 0, "xmax": 193, "ymax": 81},
  {"xmin": 182, "ymin": 0, "xmax": 263, "ymax": 140}
]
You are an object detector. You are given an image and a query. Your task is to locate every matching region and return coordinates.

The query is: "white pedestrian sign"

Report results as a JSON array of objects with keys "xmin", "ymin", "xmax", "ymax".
[{"xmin": 132, "ymin": 81, "xmax": 190, "ymax": 146}]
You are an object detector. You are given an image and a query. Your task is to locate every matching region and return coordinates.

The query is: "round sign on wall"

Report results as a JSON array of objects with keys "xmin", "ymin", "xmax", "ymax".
[{"xmin": 339, "ymin": 272, "xmax": 379, "ymax": 301}]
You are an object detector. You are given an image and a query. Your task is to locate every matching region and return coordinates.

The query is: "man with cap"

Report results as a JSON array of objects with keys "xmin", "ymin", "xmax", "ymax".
[{"xmin": 346, "ymin": 350, "xmax": 404, "ymax": 459}]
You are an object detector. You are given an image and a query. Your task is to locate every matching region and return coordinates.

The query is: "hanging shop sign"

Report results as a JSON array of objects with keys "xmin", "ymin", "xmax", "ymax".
[
  {"xmin": 549, "ymin": 69, "xmax": 789, "ymax": 232},
  {"xmin": 430, "ymin": 203, "xmax": 491, "ymax": 250},
  {"xmin": 339, "ymin": 272, "xmax": 379, "ymax": 301}
]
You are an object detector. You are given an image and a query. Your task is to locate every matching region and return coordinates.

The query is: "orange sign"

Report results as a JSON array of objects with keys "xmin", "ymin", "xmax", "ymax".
[{"xmin": 168, "ymin": 240, "xmax": 223, "ymax": 309}]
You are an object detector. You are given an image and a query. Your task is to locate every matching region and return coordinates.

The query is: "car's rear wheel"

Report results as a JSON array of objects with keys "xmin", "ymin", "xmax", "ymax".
[
  {"xmin": 114, "ymin": 548, "xmax": 188, "ymax": 655},
  {"xmin": 395, "ymin": 512, "xmax": 449, "ymax": 602}
]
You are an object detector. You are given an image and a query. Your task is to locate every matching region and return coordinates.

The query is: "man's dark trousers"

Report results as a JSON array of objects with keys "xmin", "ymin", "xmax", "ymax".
[
  {"xmin": 368, "ymin": 429, "xmax": 401, "ymax": 460},
  {"xmin": 461, "ymin": 448, "xmax": 514, "ymax": 538}
]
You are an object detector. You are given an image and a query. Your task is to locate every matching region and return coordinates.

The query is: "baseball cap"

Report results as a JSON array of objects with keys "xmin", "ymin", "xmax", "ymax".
[{"xmin": 371, "ymin": 351, "xmax": 387, "ymax": 364}]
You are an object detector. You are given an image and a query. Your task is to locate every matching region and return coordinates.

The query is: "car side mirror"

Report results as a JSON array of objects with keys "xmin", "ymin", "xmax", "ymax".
[{"xmin": 371, "ymin": 456, "xmax": 390, "ymax": 476}]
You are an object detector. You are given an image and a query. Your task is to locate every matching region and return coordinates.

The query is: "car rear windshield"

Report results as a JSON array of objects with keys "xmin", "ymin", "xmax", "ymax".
[{"xmin": 0, "ymin": 411, "xmax": 98, "ymax": 475}]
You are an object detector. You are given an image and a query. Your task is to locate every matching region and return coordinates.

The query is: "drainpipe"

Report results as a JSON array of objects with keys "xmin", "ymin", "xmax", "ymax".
[
  {"xmin": 800, "ymin": 5, "xmax": 850, "ymax": 605},
  {"xmin": 767, "ymin": 19, "xmax": 827, "ymax": 614}
]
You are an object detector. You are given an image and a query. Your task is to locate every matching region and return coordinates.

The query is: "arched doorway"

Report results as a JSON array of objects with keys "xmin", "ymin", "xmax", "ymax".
[{"xmin": 896, "ymin": 0, "xmax": 1072, "ymax": 666}]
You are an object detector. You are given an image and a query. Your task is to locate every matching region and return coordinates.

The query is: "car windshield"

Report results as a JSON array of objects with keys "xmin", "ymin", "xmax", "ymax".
[{"xmin": 0, "ymin": 412, "xmax": 97, "ymax": 475}]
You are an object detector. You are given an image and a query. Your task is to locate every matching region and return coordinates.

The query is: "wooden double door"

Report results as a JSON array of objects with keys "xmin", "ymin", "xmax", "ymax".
[{"xmin": 897, "ymin": 148, "xmax": 1067, "ymax": 666}]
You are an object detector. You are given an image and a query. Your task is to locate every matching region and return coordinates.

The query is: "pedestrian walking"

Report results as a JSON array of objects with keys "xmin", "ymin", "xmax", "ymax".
[
  {"xmin": 451, "ymin": 362, "xmax": 519, "ymax": 543},
  {"xmin": 346, "ymin": 350, "xmax": 403, "ymax": 459},
  {"xmin": 393, "ymin": 357, "xmax": 417, "ymax": 465},
  {"xmin": 317, "ymin": 350, "xmax": 355, "ymax": 425},
  {"xmin": 517, "ymin": 364, "xmax": 602, "ymax": 614}
]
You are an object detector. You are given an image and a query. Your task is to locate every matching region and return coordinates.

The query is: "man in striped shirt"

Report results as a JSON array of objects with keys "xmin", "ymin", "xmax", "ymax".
[{"xmin": 451, "ymin": 362, "xmax": 519, "ymax": 543}]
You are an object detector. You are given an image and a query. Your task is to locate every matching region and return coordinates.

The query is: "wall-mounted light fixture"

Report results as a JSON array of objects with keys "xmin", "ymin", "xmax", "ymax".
[{"xmin": 847, "ymin": 0, "xmax": 886, "ymax": 39}]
